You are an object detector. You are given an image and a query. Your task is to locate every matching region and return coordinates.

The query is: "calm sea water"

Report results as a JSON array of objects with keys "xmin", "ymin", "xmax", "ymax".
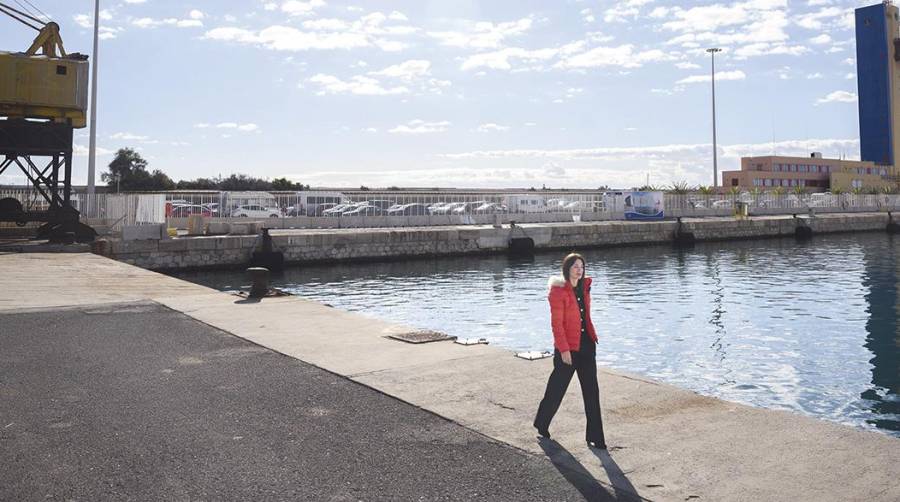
[{"xmin": 172, "ymin": 232, "xmax": 900, "ymax": 438}]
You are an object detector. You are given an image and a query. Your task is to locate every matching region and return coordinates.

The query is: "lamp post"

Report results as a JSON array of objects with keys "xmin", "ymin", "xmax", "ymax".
[
  {"xmin": 87, "ymin": 0, "xmax": 99, "ymax": 195},
  {"xmin": 706, "ymin": 47, "xmax": 721, "ymax": 190}
]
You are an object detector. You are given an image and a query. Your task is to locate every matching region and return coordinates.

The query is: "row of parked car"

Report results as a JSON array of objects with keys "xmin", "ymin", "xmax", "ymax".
[
  {"xmin": 168, "ymin": 201, "xmax": 282, "ymax": 218},
  {"xmin": 169, "ymin": 199, "xmax": 593, "ymax": 218},
  {"xmin": 318, "ymin": 200, "xmax": 511, "ymax": 217}
]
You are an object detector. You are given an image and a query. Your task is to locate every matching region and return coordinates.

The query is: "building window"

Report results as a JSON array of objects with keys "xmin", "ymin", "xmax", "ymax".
[
  {"xmin": 799, "ymin": 165, "xmax": 808, "ymax": 172},
  {"xmin": 732, "ymin": 178, "xmax": 739, "ymax": 186}
]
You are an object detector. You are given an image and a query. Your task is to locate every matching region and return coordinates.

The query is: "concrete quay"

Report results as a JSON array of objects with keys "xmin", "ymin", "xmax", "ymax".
[
  {"xmin": 96, "ymin": 212, "xmax": 894, "ymax": 270},
  {"xmin": 1, "ymin": 253, "xmax": 898, "ymax": 501}
]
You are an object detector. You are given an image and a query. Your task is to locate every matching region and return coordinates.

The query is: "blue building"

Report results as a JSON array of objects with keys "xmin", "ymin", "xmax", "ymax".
[{"xmin": 856, "ymin": 2, "xmax": 899, "ymax": 167}]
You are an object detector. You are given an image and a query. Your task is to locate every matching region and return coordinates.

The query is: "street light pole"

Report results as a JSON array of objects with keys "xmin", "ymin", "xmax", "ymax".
[
  {"xmin": 87, "ymin": 0, "xmax": 100, "ymax": 195},
  {"xmin": 707, "ymin": 47, "xmax": 721, "ymax": 190}
]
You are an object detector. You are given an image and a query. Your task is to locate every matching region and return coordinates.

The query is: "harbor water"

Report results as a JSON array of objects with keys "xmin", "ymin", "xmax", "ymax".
[{"xmin": 171, "ymin": 232, "xmax": 900, "ymax": 438}]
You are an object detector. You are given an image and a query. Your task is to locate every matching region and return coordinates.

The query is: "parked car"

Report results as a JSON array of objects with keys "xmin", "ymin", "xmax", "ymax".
[
  {"xmin": 322, "ymin": 203, "xmax": 355, "ymax": 216},
  {"xmin": 450, "ymin": 201, "xmax": 488, "ymax": 214},
  {"xmin": 342, "ymin": 204, "xmax": 382, "ymax": 217},
  {"xmin": 231, "ymin": 205, "xmax": 281, "ymax": 218},
  {"xmin": 385, "ymin": 203, "xmax": 429, "ymax": 216},
  {"xmin": 427, "ymin": 202, "xmax": 450, "ymax": 214},
  {"xmin": 431, "ymin": 202, "xmax": 467, "ymax": 215},
  {"xmin": 474, "ymin": 202, "xmax": 509, "ymax": 214},
  {"xmin": 170, "ymin": 204, "xmax": 213, "ymax": 218},
  {"xmin": 364, "ymin": 199, "xmax": 396, "ymax": 211}
]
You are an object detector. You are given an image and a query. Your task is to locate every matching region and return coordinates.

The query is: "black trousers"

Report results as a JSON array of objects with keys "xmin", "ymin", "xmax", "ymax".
[{"xmin": 533, "ymin": 342, "xmax": 605, "ymax": 444}]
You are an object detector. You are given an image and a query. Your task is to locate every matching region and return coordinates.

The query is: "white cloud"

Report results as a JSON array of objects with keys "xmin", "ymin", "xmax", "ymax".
[
  {"xmin": 809, "ymin": 34, "xmax": 831, "ymax": 45},
  {"xmin": 675, "ymin": 62, "xmax": 701, "ymax": 69},
  {"xmin": 308, "ymin": 74, "xmax": 409, "ymax": 96},
  {"xmin": 389, "ymin": 120, "xmax": 450, "ymax": 134},
  {"xmin": 189, "ymin": 10, "xmax": 205, "ymax": 20},
  {"xmin": 806, "ymin": 72, "xmax": 823, "ymax": 79},
  {"xmin": 845, "ymin": 72, "xmax": 855, "ymax": 79},
  {"xmin": 73, "ymin": 144, "xmax": 115, "ymax": 156},
  {"xmin": 427, "ymin": 17, "xmax": 533, "ymax": 50},
  {"xmin": 281, "ymin": 0, "xmax": 326, "ymax": 17},
  {"xmin": 815, "ymin": 90, "xmax": 857, "ymax": 104},
  {"xmin": 556, "ymin": 45, "xmax": 676, "ymax": 69},
  {"xmin": 195, "ymin": 122, "xmax": 259, "ymax": 131},
  {"xmin": 605, "ymin": 0, "xmax": 654, "ymax": 23},
  {"xmin": 676, "ymin": 70, "xmax": 746, "ymax": 84},
  {"xmin": 110, "ymin": 132, "xmax": 149, "ymax": 141},
  {"xmin": 306, "ymin": 59, "xmax": 448, "ymax": 96},
  {"xmin": 370, "ymin": 60, "xmax": 431, "ymax": 80},
  {"xmin": 203, "ymin": 10, "xmax": 417, "ymax": 52},
  {"xmin": 476, "ymin": 123, "xmax": 510, "ymax": 133},
  {"xmin": 388, "ymin": 11, "xmax": 408, "ymax": 22},
  {"xmin": 124, "ymin": 0, "xmax": 147, "ymax": 3},
  {"xmin": 461, "ymin": 47, "xmax": 558, "ymax": 71},
  {"xmin": 132, "ymin": 17, "xmax": 204, "ymax": 29},
  {"xmin": 794, "ymin": 7, "xmax": 845, "ymax": 31},
  {"xmin": 264, "ymin": 3, "xmax": 278, "ymax": 11}
]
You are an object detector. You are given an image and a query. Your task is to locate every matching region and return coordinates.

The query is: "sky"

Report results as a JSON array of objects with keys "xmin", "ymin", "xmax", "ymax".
[{"xmin": 0, "ymin": 0, "xmax": 871, "ymax": 189}]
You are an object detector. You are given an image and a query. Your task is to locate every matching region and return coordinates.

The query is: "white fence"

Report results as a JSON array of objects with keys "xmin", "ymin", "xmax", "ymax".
[{"xmin": 3, "ymin": 189, "xmax": 900, "ymax": 233}]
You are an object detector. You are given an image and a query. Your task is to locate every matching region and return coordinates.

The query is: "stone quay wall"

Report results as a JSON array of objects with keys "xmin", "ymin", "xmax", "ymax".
[{"xmin": 93, "ymin": 212, "xmax": 895, "ymax": 271}]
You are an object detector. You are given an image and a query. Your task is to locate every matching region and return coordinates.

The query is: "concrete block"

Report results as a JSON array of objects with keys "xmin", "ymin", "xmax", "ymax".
[
  {"xmin": 123, "ymin": 224, "xmax": 163, "ymax": 241},
  {"xmin": 207, "ymin": 222, "xmax": 230, "ymax": 235},
  {"xmin": 187, "ymin": 215, "xmax": 206, "ymax": 236},
  {"xmin": 229, "ymin": 223, "xmax": 252, "ymax": 235}
]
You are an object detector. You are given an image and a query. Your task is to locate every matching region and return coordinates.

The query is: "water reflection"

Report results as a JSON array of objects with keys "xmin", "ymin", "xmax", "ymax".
[
  {"xmin": 172, "ymin": 232, "xmax": 900, "ymax": 437},
  {"xmin": 861, "ymin": 236, "xmax": 900, "ymax": 434}
]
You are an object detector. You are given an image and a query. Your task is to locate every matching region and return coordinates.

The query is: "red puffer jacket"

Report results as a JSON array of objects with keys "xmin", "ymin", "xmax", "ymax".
[{"xmin": 548, "ymin": 276, "xmax": 598, "ymax": 353}]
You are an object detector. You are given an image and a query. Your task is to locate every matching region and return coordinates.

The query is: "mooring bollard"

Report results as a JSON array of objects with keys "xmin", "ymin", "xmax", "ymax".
[
  {"xmin": 247, "ymin": 267, "xmax": 270, "ymax": 298},
  {"xmin": 888, "ymin": 211, "xmax": 900, "ymax": 234}
]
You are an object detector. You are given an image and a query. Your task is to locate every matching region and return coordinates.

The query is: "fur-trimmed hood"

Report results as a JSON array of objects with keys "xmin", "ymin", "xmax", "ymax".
[
  {"xmin": 547, "ymin": 276, "xmax": 567, "ymax": 292},
  {"xmin": 547, "ymin": 275, "xmax": 591, "ymax": 293}
]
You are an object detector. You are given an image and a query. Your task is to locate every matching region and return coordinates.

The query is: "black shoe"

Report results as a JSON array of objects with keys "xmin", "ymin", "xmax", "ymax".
[{"xmin": 535, "ymin": 425, "xmax": 551, "ymax": 439}]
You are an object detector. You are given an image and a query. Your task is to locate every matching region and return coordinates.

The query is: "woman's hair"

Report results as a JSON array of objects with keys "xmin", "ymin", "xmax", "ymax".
[{"xmin": 561, "ymin": 252, "xmax": 586, "ymax": 282}]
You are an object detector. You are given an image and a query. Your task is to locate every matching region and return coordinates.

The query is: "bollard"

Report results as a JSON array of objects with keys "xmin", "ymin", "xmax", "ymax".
[
  {"xmin": 673, "ymin": 216, "xmax": 695, "ymax": 247},
  {"xmin": 247, "ymin": 267, "xmax": 270, "ymax": 298},
  {"xmin": 888, "ymin": 211, "xmax": 900, "ymax": 234}
]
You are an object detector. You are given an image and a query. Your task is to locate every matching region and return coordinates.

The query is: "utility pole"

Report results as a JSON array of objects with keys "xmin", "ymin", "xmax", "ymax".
[
  {"xmin": 87, "ymin": 0, "xmax": 99, "ymax": 194},
  {"xmin": 707, "ymin": 47, "xmax": 722, "ymax": 190}
]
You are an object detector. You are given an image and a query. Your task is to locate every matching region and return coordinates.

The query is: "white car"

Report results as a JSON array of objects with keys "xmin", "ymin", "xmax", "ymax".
[{"xmin": 231, "ymin": 204, "xmax": 281, "ymax": 218}]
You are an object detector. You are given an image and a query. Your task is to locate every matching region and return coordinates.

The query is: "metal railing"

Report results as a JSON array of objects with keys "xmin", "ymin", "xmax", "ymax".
[{"xmin": 4, "ymin": 189, "xmax": 900, "ymax": 232}]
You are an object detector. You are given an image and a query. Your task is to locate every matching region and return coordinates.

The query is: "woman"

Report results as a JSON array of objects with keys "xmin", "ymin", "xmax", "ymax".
[{"xmin": 533, "ymin": 252, "xmax": 606, "ymax": 449}]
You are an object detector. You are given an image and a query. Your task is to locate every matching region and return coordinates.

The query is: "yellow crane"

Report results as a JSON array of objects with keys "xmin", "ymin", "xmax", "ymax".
[{"xmin": 0, "ymin": 1, "xmax": 89, "ymax": 128}]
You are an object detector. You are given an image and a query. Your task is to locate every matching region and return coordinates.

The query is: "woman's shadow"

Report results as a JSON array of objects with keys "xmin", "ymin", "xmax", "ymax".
[{"xmin": 538, "ymin": 437, "xmax": 642, "ymax": 501}]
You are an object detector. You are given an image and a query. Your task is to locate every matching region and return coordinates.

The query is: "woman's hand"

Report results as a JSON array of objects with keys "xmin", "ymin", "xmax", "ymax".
[{"xmin": 561, "ymin": 351, "xmax": 572, "ymax": 366}]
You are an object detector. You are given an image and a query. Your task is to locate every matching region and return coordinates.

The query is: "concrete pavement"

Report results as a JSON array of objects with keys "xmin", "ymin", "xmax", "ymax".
[
  {"xmin": 2, "ymin": 253, "xmax": 899, "ymax": 501},
  {"xmin": 2, "ymin": 302, "xmax": 616, "ymax": 501}
]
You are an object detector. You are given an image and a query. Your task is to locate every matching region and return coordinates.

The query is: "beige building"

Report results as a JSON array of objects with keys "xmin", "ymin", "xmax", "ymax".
[{"xmin": 721, "ymin": 154, "xmax": 894, "ymax": 192}]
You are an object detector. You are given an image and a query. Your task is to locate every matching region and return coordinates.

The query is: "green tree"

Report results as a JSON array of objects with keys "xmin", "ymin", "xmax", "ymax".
[
  {"xmin": 102, "ymin": 148, "xmax": 174, "ymax": 192},
  {"xmin": 219, "ymin": 174, "xmax": 272, "ymax": 191},
  {"xmin": 176, "ymin": 176, "xmax": 221, "ymax": 190},
  {"xmin": 667, "ymin": 180, "xmax": 694, "ymax": 194},
  {"xmin": 271, "ymin": 177, "xmax": 308, "ymax": 190}
]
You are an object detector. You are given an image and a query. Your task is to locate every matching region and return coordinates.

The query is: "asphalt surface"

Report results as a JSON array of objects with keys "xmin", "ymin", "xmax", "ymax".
[{"xmin": 0, "ymin": 301, "xmax": 630, "ymax": 501}]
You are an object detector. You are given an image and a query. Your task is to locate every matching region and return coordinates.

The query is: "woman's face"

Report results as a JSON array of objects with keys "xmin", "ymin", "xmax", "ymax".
[{"xmin": 569, "ymin": 259, "xmax": 584, "ymax": 282}]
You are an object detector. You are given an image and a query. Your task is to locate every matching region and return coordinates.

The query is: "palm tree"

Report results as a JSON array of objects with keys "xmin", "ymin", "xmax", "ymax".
[
  {"xmin": 668, "ymin": 180, "xmax": 693, "ymax": 194},
  {"xmin": 697, "ymin": 185, "xmax": 714, "ymax": 207}
]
